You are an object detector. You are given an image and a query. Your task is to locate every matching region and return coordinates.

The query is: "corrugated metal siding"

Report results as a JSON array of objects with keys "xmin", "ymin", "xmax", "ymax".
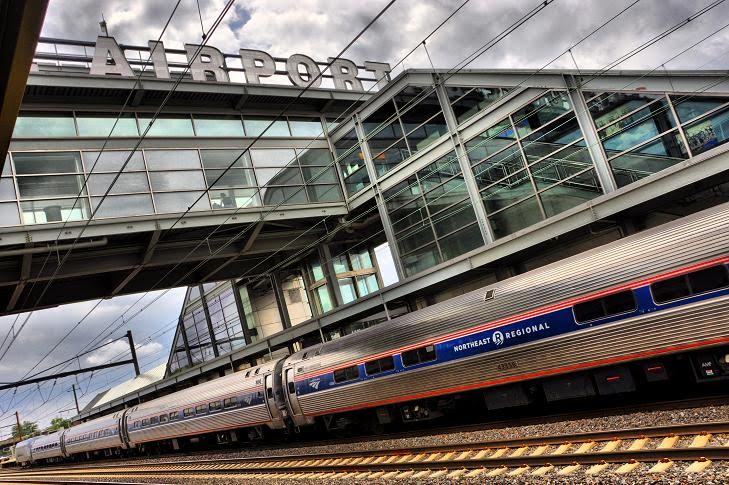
[{"xmin": 63, "ymin": 413, "xmax": 123, "ymax": 456}]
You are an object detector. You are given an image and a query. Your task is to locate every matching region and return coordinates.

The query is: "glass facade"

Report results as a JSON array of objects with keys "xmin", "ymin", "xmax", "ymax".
[
  {"xmin": 585, "ymin": 92, "xmax": 729, "ymax": 187},
  {"xmin": 465, "ymin": 91, "xmax": 602, "ymax": 240},
  {"xmin": 167, "ymin": 281, "xmax": 247, "ymax": 375},
  {"xmin": 385, "ymin": 151, "xmax": 484, "ymax": 276},
  {"xmin": 12, "ymin": 112, "xmax": 326, "ymax": 139},
  {"xmin": 0, "ymin": 147, "xmax": 343, "ymax": 226}
]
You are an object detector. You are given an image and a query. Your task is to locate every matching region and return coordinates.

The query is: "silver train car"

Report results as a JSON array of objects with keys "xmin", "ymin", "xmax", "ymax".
[
  {"xmin": 283, "ymin": 201, "xmax": 729, "ymax": 425},
  {"xmin": 14, "ymin": 201, "xmax": 729, "ymax": 464}
]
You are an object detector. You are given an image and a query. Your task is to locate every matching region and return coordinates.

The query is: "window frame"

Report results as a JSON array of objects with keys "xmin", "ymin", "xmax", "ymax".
[
  {"xmin": 650, "ymin": 264, "xmax": 729, "ymax": 305},
  {"xmin": 572, "ymin": 289, "xmax": 637, "ymax": 324},
  {"xmin": 364, "ymin": 355, "xmax": 395, "ymax": 376},
  {"xmin": 401, "ymin": 344, "xmax": 437, "ymax": 367},
  {"xmin": 332, "ymin": 365, "xmax": 360, "ymax": 383}
]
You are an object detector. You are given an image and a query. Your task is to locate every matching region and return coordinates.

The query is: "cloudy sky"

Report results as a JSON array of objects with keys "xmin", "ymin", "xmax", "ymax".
[{"xmin": 2, "ymin": 0, "xmax": 729, "ymax": 438}]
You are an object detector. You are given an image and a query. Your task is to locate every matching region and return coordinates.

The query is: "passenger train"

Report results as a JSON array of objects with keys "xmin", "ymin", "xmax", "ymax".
[{"xmin": 14, "ymin": 201, "xmax": 729, "ymax": 465}]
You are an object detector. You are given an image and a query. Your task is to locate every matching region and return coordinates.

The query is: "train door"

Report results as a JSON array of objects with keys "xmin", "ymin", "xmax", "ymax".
[
  {"xmin": 119, "ymin": 410, "xmax": 131, "ymax": 448},
  {"xmin": 283, "ymin": 367, "xmax": 312, "ymax": 426},
  {"xmin": 263, "ymin": 373, "xmax": 284, "ymax": 429}
]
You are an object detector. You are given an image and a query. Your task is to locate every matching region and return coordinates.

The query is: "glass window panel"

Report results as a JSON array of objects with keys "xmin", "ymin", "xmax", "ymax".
[
  {"xmin": 333, "ymin": 254, "xmax": 350, "ymax": 274},
  {"xmin": 2, "ymin": 155, "xmax": 10, "ymax": 176},
  {"xmin": 342, "ymin": 165, "xmax": 370, "ymax": 195},
  {"xmin": 243, "ymin": 117, "xmax": 291, "ymax": 137},
  {"xmin": 449, "ymin": 86, "xmax": 512, "ymax": 124},
  {"xmin": 76, "ymin": 113, "xmax": 139, "ymax": 137},
  {"xmin": 249, "ymin": 148, "xmax": 297, "ymax": 168},
  {"xmin": 0, "ymin": 202, "xmax": 19, "ymax": 226},
  {"xmin": 150, "ymin": 171, "xmax": 205, "ymax": 191},
  {"xmin": 363, "ymin": 100, "xmax": 399, "ymax": 136},
  {"xmin": 193, "ymin": 115, "xmax": 245, "ymax": 137},
  {"xmin": 488, "ymin": 196, "xmax": 543, "ymax": 239},
  {"xmin": 672, "ymin": 95, "xmax": 729, "ymax": 124},
  {"xmin": 390, "ymin": 199, "xmax": 427, "ymax": 234},
  {"xmin": 138, "ymin": 115, "xmax": 194, "ymax": 137},
  {"xmin": 350, "ymin": 248, "xmax": 373, "ymax": 270},
  {"xmin": 307, "ymin": 184, "xmax": 342, "ymax": 202},
  {"xmin": 472, "ymin": 144, "xmax": 525, "ymax": 191},
  {"xmin": 0, "ymin": 178, "xmax": 16, "ymax": 200},
  {"xmin": 302, "ymin": 165, "xmax": 337, "ymax": 184},
  {"xmin": 288, "ymin": 117, "xmax": 323, "ymax": 137},
  {"xmin": 309, "ymin": 259, "xmax": 325, "ymax": 282},
  {"xmin": 393, "ymin": 85, "xmax": 428, "ymax": 110},
  {"xmin": 261, "ymin": 185, "xmax": 307, "ymax": 205},
  {"xmin": 88, "ymin": 173, "xmax": 149, "ymax": 195},
  {"xmin": 465, "ymin": 119, "xmax": 517, "ymax": 163},
  {"xmin": 598, "ymin": 98, "xmax": 670, "ymax": 139},
  {"xmin": 539, "ymin": 169, "xmax": 602, "ymax": 218},
  {"xmin": 423, "ymin": 177, "xmax": 469, "ymax": 215},
  {"xmin": 602, "ymin": 107, "xmax": 676, "ymax": 157},
  {"xmin": 91, "ymin": 194, "xmax": 154, "ymax": 218},
  {"xmin": 154, "ymin": 191, "xmax": 211, "ymax": 213},
  {"xmin": 209, "ymin": 188, "xmax": 261, "ymax": 209},
  {"xmin": 255, "ymin": 167, "xmax": 303, "ymax": 186},
  {"xmin": 521, "ymin": 116, "xmax": 583, "ymax": 163},
  {"xmin": 384, "ymin": 177, "xmax": 419, "ymax": 210},
  {"xmin": 372, "ymin": 137, "xmax": 410, "ymax": 176},
  {"xmin": 481, "ymin": 170, "xmax": 536, "ymax": 214},
  {"xmin": 356, "ymin": 274, "xmax": 379, "ymax": 296},
  {"xmin": 439, "ymin": 223, "xmax": 483, "ymax": 260},
  {"xmin": 326, "ymin": 118, "xmax": 340, "ymax": 133},
  {"xmin": 200, "ymin": 149, "xmax": 250, "ymax": 169},
  {"xmin": 432, "ymin": 199, "xmax": 477, "ymax": 238},
  {"xmin": 398, "ymin": 224, "xmax": 437, "ymax": 255},
  {"xmin": 334, "ymin": 128, "xmax": 359, "ymax": 156},
  {"xmin": 512, "ymin": 91, "xmax": 571, "ymax": 137},
  {"xmin": 205, "ymin": 169, "xmax": 256, "ymax": 188},
  {"xmin": 13, "ymin": 112, "xmax": 76, "ymax": 138},
  {"xmin": 588, "ymin": 92, "xmax": 667, "ymax": 129},
  {"xmin": 20, "ymin": 198, "xmax": 90, "ymax": 223},
  {"xmin": 17, "ymin": 174, "xmax": 85, "ymax": 198},
  {"xmin": 684, "ymin": 106, "xmax": 729, "ymax": 156},
  {"xmin": 297, "ymin": 148, "xmax": 332, "ymax": 166},
  {"xmin": 401, "ymin": 242, "xmax": 440, "ymax": 277},
  {"xmin": 83, "ymin": 151, "xmax": 145, "ymax": 172},
  {"xmin": 12, "ymin": 151, "xmax": 82, "ymax": 174},
  {"xmin": 405, "ymin": 113, "xmax": 449, "ymax": 153},
  {"xmin": 145, "ymin": 150, "xmax": 201, "ymax": 170},
  {"xmin": 338, "ymin": 278, "xmax": 357, "ymax": 304},
  {"xmin": 609, "ymin": 130, "xmax": 688, "ymax": 188},
  {"xmin": 315, "ymin": 285, "xmax": 333, "ymax": 313},
  {"xmin": 529, "ymin": 146, "xmax": 594, "ymax": 190}
]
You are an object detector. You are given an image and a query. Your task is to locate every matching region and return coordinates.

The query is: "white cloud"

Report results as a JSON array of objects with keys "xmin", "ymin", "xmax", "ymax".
[{"xmin": 85, "ymin": 339, "xmax": 164, "ymax": 366}]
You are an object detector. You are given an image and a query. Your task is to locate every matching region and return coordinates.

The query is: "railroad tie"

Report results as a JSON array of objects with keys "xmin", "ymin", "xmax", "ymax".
[
  {"xmin": 529, "ymin": 445, "xmax": 548, "ymax": 456},
  {"xmin": 657, "ymin": 435, "xmax": 679, "ymax": 449},
  {"xmin": 649, "ymin": 458, "xmax": 674, "ymax": 473},
  {"xmin": 486, "ymin": 466, "xmax": 509, "ymax": 476},
  {"xmin": 531, "ymin": 464, "xmax": 555, "ymax": 476},
  {"xmin": 574, "ymin": 441, "xmax": 597, "ymax": 453},
  {"xmin": 627, "ymin": 437, "xmax": 648, "ymax": 451},
  {"xmin": 615, "ymin": 459, "xmax": 641, "ymax": 474},
  {"xmin": 689, "ymin": 433, "xmax": 712, "ymax": 448},
  {"xmin": 507, "ymin": 464, "xmax": 530, "ymax": 476},
  {"xmin": 685, "ymin": 457, "xmax": 712, "ymax": 473},
  {"xmin": 551, "ymin": 442, "xmax": 572, "ymax": 455},
  {"xmin": 600, "ymin": 439, "xmax": 622, "ymax": 452},
  {"xmin": 557, "ymin": 462, "xmax": 581, "ymax": 475},
  {"xmin": 509, "ymin": 446, "xmax": 529, "ymax": 457},
  {"xmin": 585, "ymin": 461, "xmax": 610, "ymax": 475}
]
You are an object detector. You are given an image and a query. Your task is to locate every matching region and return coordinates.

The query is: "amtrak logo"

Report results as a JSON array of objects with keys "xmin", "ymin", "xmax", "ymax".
[
  {"xmin": 309, "ymin": 378, "xmax": 321, "ymax": 390},
  {"xmin": 492, "ymin": 330, "xmax": 504, "ymax": 346},
  {"xmin": 242, "ymin": 394, "xmax": 252, "ymax": 405}
]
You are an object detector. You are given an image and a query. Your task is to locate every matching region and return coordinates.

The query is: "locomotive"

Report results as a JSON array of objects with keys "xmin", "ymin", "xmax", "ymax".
[{"xmin": 15, "ymin": 201, "xmax": 729, "ymax": 464}]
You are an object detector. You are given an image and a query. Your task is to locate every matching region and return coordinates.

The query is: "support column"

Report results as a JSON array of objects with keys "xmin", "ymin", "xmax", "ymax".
[
  {"xmin": 320, "ymin": 244, "xmax": 344, "ymax": 307},
  {"xmin": 435, "ymin": 82, "xmax": 495, "ymax": 244},
  {"xmin": 199, "ymin": 287, "xmax": 220, "ymax": 358},
  {"xmin": 270, "ymin": 272, "xmax": 291, "ymax": 330},
  {"xmin": 353, "ymin": 115, "xmax": 406, "ymax": 280},
  {"xmin": 565, "ymin": 75, "xmax": 617, "ymax": 193},
  {"xmin": 232, "ymin": 281, "xmax": 255, "ymax": 345}
]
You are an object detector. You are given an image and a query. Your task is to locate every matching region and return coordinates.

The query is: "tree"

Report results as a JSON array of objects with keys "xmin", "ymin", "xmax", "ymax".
[
  {"xmin": 48, "ymin": 417, "xmax": 71, "ymax": 431},
  {"xmin": 11, "ymin": 421, "xmax": 38, "ymax": 440}
]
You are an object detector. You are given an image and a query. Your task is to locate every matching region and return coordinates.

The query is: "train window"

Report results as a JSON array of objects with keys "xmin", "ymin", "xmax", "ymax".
[
  {"xmin": 183, "ymin": 407, "xmax": 194, "ymax": 417},
  {"xmin": 652, "ymin": 265, "xmax": 729, "ymax": 303},
  {"xmin": 195, "ymin": 404, "xmax": 207, "ymax": 415},
  {"xmin": 288, "ymin": 381, "xmax": 296, "ymax": 394},
  {"xmin": 255, "ymin": 368, "xmax": 261, "ymax": 375},
  {"xmin": 266, "ymin": 387, "xmax": 273, "ymax": 399},
  {"xmin": 209, "ymin": 400, "xmax": 222, "ymax": 412},
  {"xmin": 333, "ymin": 365, "xmax": 360, "ymax": 383},
  {"xmin": 169, "ymin": 411, "xmax": 179, "ymax": 421},
  {"xmin": 141, "ymin": 419, "xmax": 149, "ymax": 427},
  {"xmin": 573, "ymin": 289, "xmax": 636, "ymax": 323},
  {"xmin": 223, "ymin": 397, "xmax": 237, "ymax": 408},
  {"xmin": 365, "ymin": 356, "xmax": 395, "ymax": 375},
  {"xmin": 159, "ymin": 414, "xmax": 168, "ymax": 423},
  {"xmin": 401, "ymin": 345, "xmax": 437, "ymax": 367},
  {"xmin": 133, "ymin": 421, "xmax": 140, "ymax": 429},
  {"xmin": 150, "ymin": 416, "xmax": 159, "ymax": 425},
  {"xmin": 245, "ymin": 371, "xmax": 251, "ymax": 378}
]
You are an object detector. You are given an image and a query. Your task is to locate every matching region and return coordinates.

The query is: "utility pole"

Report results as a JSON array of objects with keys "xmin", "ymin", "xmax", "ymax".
[
  {"xmin": 70, "ymin": 384, "xmax": 80, "ymax": 414},
  {"xmin": 126, "ymin": 330, "xmax": 140, "ymax": 377},
  {"xmin": 15, "ymin": 411, "xmax": 22, "ymax": 443}
]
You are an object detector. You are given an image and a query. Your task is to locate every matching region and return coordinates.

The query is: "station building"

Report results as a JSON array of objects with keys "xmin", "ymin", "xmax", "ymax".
[{"xmin": 1, "ymin": 37, "xmax": 729, "ymax": 420}]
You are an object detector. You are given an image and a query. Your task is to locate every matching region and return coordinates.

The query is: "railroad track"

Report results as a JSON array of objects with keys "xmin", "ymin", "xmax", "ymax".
[{"xmin": 2, "ymin": 421, "xmax": 729, "ymax": 482}]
